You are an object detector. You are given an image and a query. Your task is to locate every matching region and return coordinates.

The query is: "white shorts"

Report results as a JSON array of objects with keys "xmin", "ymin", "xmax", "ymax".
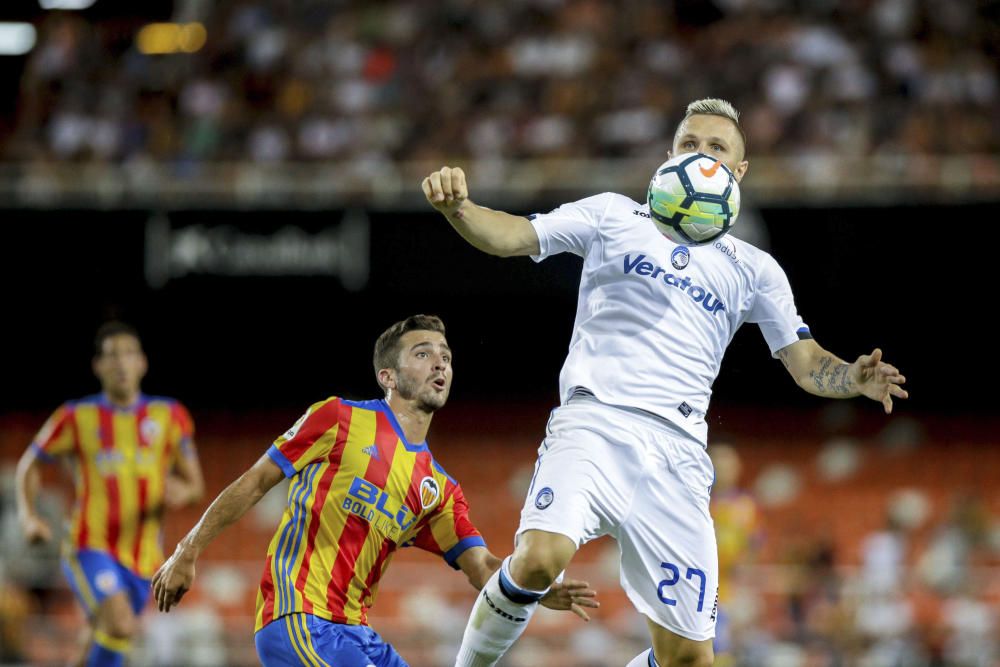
[{"xmin": 517, "ymin": 395, "xmax": 719, "ymax": 641}]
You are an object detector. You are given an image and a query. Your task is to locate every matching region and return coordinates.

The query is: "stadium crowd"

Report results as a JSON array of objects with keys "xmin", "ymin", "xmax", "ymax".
[{"xmin": 4, "ymin": 0, "xmax": 997, "ymax": 166}]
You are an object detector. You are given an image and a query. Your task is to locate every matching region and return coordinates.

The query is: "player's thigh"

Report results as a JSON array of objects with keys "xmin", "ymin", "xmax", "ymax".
[
  {"xmin": 516, "ymin": 407, "xmax": 642, "ymax": 548},
  {"xmin": 618, "ymin": 437, "xmax": 718, "ymax": 642},
  {"xmin": 93, "ymin": 591, "xmax": 138, "ymax": 638},
  {"xmin": 62, "ymin": 550, "xmax": 138, "ymax": 635}
]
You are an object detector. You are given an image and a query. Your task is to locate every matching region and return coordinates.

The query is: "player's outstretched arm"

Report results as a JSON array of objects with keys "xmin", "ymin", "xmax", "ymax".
[
  {"xmin": 422, "ymin": 166, "xmax": 540, "ymax": 257},
  {"xmin": 455, "ymin": 547, "xmax": 599, "ymax": 622},
  {"xmin": 777, "ymin": 339, "xmax": 908, "ymax": 413},
  {"xmin": 151, "ymin": 453, "xmax": 285, "ymax": 612}
]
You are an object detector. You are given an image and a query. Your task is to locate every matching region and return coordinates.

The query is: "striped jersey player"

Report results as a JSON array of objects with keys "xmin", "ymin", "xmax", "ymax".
[
  {"xmin": 15, "ymin": 322, "xmax": 205, "ymax": 667},
  {"xmin": 152, "ymin": 314, "xmax": 597, "ymax": 667},
  {"xmin": 31, "ymin": 394, "xmax": 195, "ymax": 574},
  {"xmin": 254, "ymin": 395, "xmax": 481, "ymax": 631}
]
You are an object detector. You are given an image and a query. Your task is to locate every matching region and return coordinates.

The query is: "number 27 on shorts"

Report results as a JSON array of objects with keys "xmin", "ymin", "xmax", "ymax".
[{"xmin": 656, "ymin": 561, "xmax": 707, "ymax": 612}]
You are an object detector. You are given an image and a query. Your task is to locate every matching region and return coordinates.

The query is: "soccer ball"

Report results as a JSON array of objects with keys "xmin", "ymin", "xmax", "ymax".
[{"xmin": 647, "ymin": 153, "xmax": 741, "ymax": 245}]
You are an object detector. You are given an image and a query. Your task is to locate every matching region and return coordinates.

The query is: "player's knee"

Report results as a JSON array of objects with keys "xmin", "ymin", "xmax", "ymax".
[
  {"xmin": 509, "ymin": 550, "xmax": 562, "ymax": 591},
  {"xmin": 510, "ymin": 531, "xmax": 576, "ymax": 591}
]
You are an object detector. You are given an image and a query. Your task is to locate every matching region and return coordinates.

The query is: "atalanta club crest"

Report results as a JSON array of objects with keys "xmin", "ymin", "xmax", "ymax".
[
  {"xmin": 419, "ymin": 477, "xmax": 440, "ymax": 510},
  {"xmin": 534, "ymin": 487, "xmax": 554, "ymax": 510},
  {"xmin": 671, "ymin": 246, "xmax": 690, "ymax": 270}
]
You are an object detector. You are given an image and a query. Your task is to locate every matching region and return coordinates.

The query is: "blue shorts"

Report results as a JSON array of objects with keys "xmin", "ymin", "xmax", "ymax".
[
  {"xmin": 255, "ymin": 613, "xmax": 408, "ymax": 667},
  {"xmin": 60, "ymin": 549, "xmax": 151, "ymax": 617}
]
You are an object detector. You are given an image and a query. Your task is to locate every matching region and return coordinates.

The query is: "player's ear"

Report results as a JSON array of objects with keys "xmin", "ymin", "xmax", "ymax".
[
  {"xmin": 376, "ymin": 367, "xmax": 396, "ymax": 392},
  {"xmin": 733, "ymin": 159, "xmax": 749, "ymax": 183}
]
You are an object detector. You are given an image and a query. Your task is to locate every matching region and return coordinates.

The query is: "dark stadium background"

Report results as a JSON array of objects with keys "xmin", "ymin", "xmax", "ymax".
[{"xmin": 1, "ymin": 205, "xmax": 988, "ymax": 416}]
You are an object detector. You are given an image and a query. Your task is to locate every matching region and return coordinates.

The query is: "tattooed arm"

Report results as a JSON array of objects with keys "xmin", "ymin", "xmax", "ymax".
[{"xmin": 777, "ymin": 339, "xmax": 909, "ymax": 413}]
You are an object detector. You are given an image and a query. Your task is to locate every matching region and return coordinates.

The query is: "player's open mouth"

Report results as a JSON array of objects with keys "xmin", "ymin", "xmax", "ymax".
[{"xmin": 432, "ymin": 378, "xmax": 446, "ymax": 390}]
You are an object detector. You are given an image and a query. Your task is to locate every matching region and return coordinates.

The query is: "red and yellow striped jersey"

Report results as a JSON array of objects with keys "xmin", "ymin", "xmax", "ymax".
[
  {"xmin": 255, "ymin": 397, "xmax": 485, "ymax": 631},
  {"xmin": 32, "ymin": 393, "xmax": 195, "ymax": 578}
]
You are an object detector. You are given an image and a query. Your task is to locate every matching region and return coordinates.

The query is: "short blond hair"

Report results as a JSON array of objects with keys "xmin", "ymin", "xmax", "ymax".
[{"xmin": 679, "ymin": 98, "xmax": 747, "ymax": 158}]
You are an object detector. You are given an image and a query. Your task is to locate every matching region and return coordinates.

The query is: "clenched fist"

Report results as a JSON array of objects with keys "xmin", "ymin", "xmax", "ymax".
[{"xmin": 422, "ymin": 166, "xmax": 469, "ymax": 217}]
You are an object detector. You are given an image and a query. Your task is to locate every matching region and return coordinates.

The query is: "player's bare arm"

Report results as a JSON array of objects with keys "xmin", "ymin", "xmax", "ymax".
[
  {"xmin": 14, "ymin": 447, "xmax": 53, "ymax": 544},
  {"xmin": 422, "ymin": 166, "xmax": 540, "ymax": 257},
  {"xmin": 455, "ymin": 547, "xmax": 599, "ymax": 621},
  {"xmin": 777, "ymin": 338, "xmax": 908, "ymax": 413},
  {"xmin": 152, "ymin": 453, "xmax": 285, "ymax": 612},
  {"xmin": 163, "ymin": 443, "xmax": 206, "ymax": 509},
  {"xmin": 455, "ymin": 544, "xmax": 502, "ymax": 590}
]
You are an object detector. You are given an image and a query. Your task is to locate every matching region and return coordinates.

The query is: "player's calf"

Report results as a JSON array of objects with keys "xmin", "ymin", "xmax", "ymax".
[
  {"xmin": 626, "ymin": 644, "xmax": 713, "ymax": 667},
  {"xmin": 647, "ymin": 620, "xmax": 714, "ymax": 667},
  {"xmin": 96, "ymin": 595, "xmax": 138, "ymax": 639}
]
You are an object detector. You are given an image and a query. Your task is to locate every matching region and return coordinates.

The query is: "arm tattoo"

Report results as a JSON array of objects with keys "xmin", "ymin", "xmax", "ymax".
[
  {"xmin": 808, "ymin": 355, "xmax": 854, "ymax": 396},
  {"xmin": 777, "ymin": 348, "xmax": 791, "ymax": 371},
  {"xmin": 809, "ymin": 356, "xmax": 833, "ymax": 392},
  {"xmin": 830, "ymin": 362, "xmax": 853, "ymax": 395}
]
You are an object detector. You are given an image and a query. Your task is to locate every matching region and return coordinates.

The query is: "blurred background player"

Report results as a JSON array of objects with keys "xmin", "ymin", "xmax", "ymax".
[
  {"xmin": 707, "ymin": 442, "xmax": 761, "ymax": 666},
  {"xmin": 423, "ymin": 98, "xmax": 908, "ymax": 667},
  {"xmin": 14, "ymin": 322, "xmax": 205, "ymax": 667},
  {"xmin": 151, "ymin": 314, "xmax": 596, "ymax": 666}
]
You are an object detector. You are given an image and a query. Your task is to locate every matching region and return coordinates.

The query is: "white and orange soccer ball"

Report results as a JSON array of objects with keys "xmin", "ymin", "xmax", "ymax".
[{"xmin": 647, "ymin": 152, "xmax": 741, "ymax": 246}]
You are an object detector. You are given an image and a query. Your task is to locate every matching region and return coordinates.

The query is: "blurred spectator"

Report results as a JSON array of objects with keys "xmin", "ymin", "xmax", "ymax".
[
  {"xmin": 861, "ymin": 517, "xmax": 908, "ymax": 595},
  {"xmin": 918, "ymin": 493, "xmax": 991, "ymax": 593},
  {"xmin": 5, "ymin": 0, "xmax": 997, "ymax": 167}
]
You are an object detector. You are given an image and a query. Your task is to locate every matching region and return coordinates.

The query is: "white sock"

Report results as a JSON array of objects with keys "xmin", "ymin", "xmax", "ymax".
[
  {"xmin": 454, "ymin": 557, "xmax": 547, "ymax": 667},
  {"xmin": 625, "ymin": 648, "xmax": 659, "ymax": 667}
]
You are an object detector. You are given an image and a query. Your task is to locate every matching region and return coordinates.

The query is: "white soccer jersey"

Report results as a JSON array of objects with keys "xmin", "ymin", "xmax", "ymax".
[{"xmin": 528, "ymin": 192, "xmax": 809, "ymax": 444}]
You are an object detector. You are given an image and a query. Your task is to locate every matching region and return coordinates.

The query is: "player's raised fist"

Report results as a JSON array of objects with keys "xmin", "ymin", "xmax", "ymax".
[{"xmin": 422, "ymin": 166, "xmax": 468, "ymax": 216}]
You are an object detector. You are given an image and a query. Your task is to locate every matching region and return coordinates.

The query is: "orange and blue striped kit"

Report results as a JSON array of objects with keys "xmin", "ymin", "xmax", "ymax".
[
  {"xmin": 256, "ymin": 397, "xmax": 485, "ymax": 632},
  {"xmin": 32, "ymin": 393, "xmax": 195, "ymax": 579}
]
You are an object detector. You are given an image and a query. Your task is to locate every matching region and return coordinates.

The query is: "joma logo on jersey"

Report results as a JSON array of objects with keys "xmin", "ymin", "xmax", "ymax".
[
  {"xmin": 713, "ymin": 240, "xmax": 739, "ymax": 264},
  {"xmin": 343, "ymin": 477, "xmax": 416, "ymax": 542},
  {"xmin": 623, "ymin": 253, "xmax": 726, "ymax": 316}
]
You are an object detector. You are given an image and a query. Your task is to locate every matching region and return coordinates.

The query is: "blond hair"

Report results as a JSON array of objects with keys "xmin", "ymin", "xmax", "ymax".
[{"xmin": 680, "ymin": 98, "xmax": 747, "ymax": 158}]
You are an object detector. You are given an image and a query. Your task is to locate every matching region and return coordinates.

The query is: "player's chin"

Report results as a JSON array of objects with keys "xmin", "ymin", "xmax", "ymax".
[{"xmin": 418, "ymin": 390, "xmax": 449, "ymax": 412}]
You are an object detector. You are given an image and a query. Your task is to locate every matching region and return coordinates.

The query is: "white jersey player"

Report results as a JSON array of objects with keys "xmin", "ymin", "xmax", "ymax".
[{"xmin": 422, "ymin": 98, "xmax": 908, "ymax": 667}]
